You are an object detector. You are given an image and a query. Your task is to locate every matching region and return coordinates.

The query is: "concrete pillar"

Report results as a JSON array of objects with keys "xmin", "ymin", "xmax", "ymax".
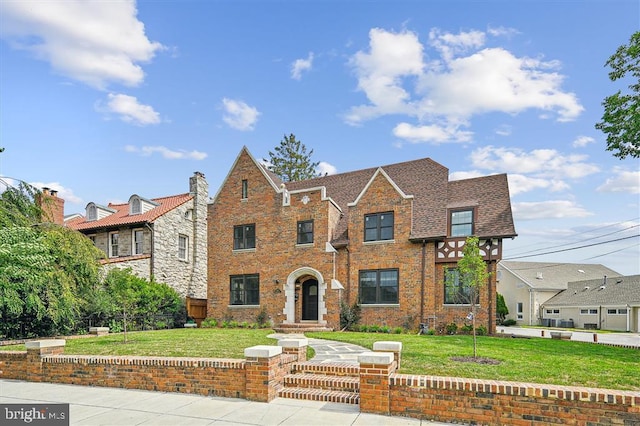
[
  {"xmin": 244, "ymin": 345, "xmax": 283, "ymax": 402},
  {"xmin": 358, "ymin": 351, "xmax": 395, "ymax": 415},
  {"xmin": 278, "ymin": 338, "xmax": 308, "ymax": 362},
  {"xmin": 373, "ymin": 341, "xmax": 402, "ymax": 369}
]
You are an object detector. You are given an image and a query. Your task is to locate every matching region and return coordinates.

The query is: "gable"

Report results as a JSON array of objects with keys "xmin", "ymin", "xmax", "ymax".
[{"xmin": 347, "ymin": 168, "xmax": 413, "ymax": 207}]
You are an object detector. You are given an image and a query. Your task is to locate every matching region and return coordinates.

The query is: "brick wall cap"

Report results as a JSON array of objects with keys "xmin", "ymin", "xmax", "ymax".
[
  {"xmin": 373, "ymin": 341, "xmax": 402, "ymax": 352},
  {"xmin": 89, "ymin": 327, "xmax": 109, "ymax": 333},
  {"xmin": 358, "ymin": 351, "xmax": 394, "ymax": 365},
  {"xmin": 26, "ymin": 340, "xmax": 66, "ymax": 349},
  {"xmin": 244, "ymin": 345, "xmax": 282, "ymax": 358},
  {"xmin": 278, "ymin": 338, "xmax": 309, "ymax": 348}
]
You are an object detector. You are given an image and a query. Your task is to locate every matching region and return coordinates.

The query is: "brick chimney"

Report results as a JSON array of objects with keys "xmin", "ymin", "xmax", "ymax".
[{"xmin": 37, "ymin": 187, "xmax": 65, "ymax": 225}]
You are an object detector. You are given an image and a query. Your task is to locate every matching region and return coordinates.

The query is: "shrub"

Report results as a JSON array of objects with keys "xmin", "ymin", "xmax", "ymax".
[
  {"xmin": 476, "ymin": 325, "xmax": 488, "ymax": 336},
  {"xmin": 255, "ymin": 308, "xmax": 268, "ymax": 327},
  {"xmin": 393, "ymin": 327, "xmax": 403, "ymax": 334},
  {"xmin": 446, "ymin": 322, "xmax": 458, "ymax": 335},
  {"xmin": 369, "ymin": 324, "xmax": 380, "ymax": 333},
  {"xmin": 502, "ymin": 319, "xmax": 517, "ymax": 326},
  {"xmin": 200, "ymin": 318, "xmax": 218, "ymax": 328},
  {"xmin": 380, "ymin": 325, "xmax": 391, "ymax": 334},
  {"xmin": 339, "ymin": 300, "xmax": 361, "ymax": 331},
  {"xmin": 460, "ymin": 324, "xmax": 474, "ymax": 335}
]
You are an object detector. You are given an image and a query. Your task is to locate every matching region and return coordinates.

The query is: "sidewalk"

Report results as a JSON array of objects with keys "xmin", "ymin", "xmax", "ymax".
[
  {"xmin": 497, "ymin": 326, "xmax": 640, "ymax": 347},
  {"xmin": 0, "ymin": 379, "xmax": 449, "ymax": 425}
]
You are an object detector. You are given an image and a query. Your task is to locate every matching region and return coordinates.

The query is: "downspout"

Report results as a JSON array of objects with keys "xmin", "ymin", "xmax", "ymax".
[
  {"xmin": 420, "ymin": 240, "xmax": 426, "ymax": 324},
  {"xmin": 144, "ymin": 222, "xmax": 154, "ymax": 280},
  {"xmin": 627, "ymin": 304, "xmax": 631, "ymax": 332},
  {"xmin": 346, "ymin": 247, "xmax": 351, "ymax": 304},
  {"xmin": 487, "ymin": 239, "xmax": 494, "ymax": 333}
]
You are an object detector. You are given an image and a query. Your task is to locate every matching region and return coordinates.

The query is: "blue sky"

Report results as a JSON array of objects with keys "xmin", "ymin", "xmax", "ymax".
[{"xmin": 1, "ymin": 0, "xmax": 638, "ymax": 275}]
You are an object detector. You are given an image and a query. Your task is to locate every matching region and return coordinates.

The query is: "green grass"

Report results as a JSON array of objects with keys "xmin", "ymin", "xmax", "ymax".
[
  {"xmin": 2, "ymin": 329, "xmax": 637, "ymax": 390},
  {"xmin": 0, "ymin": 329, "xmax": 276, "ymax": 358},
  {"xmin": 307, "ymin": 332, "xmax": 640, "ymax": 391}
]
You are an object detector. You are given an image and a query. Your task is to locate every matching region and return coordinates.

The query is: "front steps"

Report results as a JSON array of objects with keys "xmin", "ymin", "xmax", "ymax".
[{"xmin": 278, "ymin": 362, "xmax": 360, "ymax": 404}]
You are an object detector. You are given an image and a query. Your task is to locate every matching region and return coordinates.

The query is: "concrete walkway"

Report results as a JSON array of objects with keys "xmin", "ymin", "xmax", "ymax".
[
  {"xmin": 269, "ymin": 333, "xmax": 369, "ymax": 363},
  {"xmin": 497, "ymin": 326, "xmax": 640, "ymax": 347},
  {"xmin": 0, "ymin": 380, "xmax": 450, "ymax": 425}
]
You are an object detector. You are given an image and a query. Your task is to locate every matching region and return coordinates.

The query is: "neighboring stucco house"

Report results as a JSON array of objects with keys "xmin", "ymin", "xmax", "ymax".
[
  {"xmin": 66, "ymin": 172, "xmax": 209, "ymax": 299},
  {"xmin": 497, "ymin": 261, "xmax": 621, "ymax": 326},
  {"xmin": 541, "ymin": 275, "xmax": 640, "ymax": 332},
  {"xmin": 207, "ymin": 147, "xmax": 516, "ymax": 332}
]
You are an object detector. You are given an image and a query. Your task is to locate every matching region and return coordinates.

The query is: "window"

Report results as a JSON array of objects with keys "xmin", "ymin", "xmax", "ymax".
[
  {"xmin": 230, "ymin": 274, "xmax": 259, "ymax": 305},
  {"xmin": 109, "ymin": 232, "xmax": 119, "ymax": 257},
  {"xmin": 607, "ymin": 308, "xmax": 626, "ymax": 315},
  {"xmin": 133, "ymin": 229, "xmax": 144, "ymax": 255},
  {"xmin": 364, "ymin": 212, "xmax": 394, "ymax": 242},
  {"xmin": 450, "ymin": 209, "xmax": 473, "ymax": 237},
  {"xmin": 444, "ymin": 268, "xmax": 479, "ymax": 305},
  {"xmin": 87, "ymin": 204, "xmax": 97, "ymax": 221},
  {"xmin": 546, "ymin": 309, "xmax": 560, "ymax": 314},
  {"xmin": 88, "ymin": 235, "xmax": 96, "ymax": 245},
  {"xmin": 234, "ymin": 224, "xmax": 255, "ymax": 250},
  {"xmin": 131, "ymin": 197, "xmax": 141, "ymax": 215},
  {"xmin": 517, "ymin": 302, "xmax": 523, "ymax": 320},
  {"xmin": 297, "ymin": 220, "xmax": 314, "ymax": 244},
  {"xmin": 580, "ymin": 309, "xmax": 598, "ymax": 315},
  {"xmin": 242, "ymin": 179, "xmax": 248, "ymax": 199},
  {"xmin": 359, "ymin": 269, "xmax": 398, "ymax": 304},
  {"xmin": 178, "ymin": 234, "xmax": 188, "ymax": 260}
]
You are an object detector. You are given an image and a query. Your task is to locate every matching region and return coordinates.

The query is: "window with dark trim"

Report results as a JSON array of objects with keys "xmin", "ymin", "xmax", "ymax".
[
  {"xmin": 450, "ymin": 209, "xmax": 473, "ymax": 237},
  {"xmin": 109, "ymin": 232, "xmax": 119, "ymax": 257},
  {"xmin": 297, "ymin": 220, "xmax": 314, "ymax": 244},
  {"xmin": 133, "ymin": 229, "xmax": 144, "ymax": 255},
  {"xmin": 178, "ymin": 234, "xmax": 188, "ymax": 260},
  {"xmin": 444, "ymin": 268, "xmax": 479, "ymax": 304},
  {"xmin": 241, "ymin": 179, "xmax": 248, "ymax": 199},
  {"xmin": 364, "ymin": 212, "xmax": 394, "ymax": 241},
  {"xmin": 230, "ymin": 274, "xmax": 259, "ymax": 305},
  {"xmin": 234, "ymin": 224, "xmax": 255, "ymax": 250},
  {"xmin": 359, "ymin": 269, "xmax": 398, "ymax": 304}
]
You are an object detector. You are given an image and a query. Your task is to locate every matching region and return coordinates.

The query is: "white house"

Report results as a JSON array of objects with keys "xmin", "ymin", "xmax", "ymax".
[{"xmin": 497, "ymin": 261, "xmax": 621, "ymax": 326}]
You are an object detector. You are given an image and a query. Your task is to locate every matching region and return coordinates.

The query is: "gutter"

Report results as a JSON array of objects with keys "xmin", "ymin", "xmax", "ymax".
[
  {"xmin": 421, "ymin": 240, "xmax": 426, "ymax": 324},
  {"xmin": 144, "ymin": 222, "xmax": 154, "ymax": 280}
]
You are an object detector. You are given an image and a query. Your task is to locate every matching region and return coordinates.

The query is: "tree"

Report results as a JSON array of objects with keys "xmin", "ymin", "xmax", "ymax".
[
  {"xmin": 496, "ymin": 293, "xmax": 509, "ymax": 324},
  {"xmin": 445, "ymin": 236, "xmax": 490, "ymax": 357},
  {"xmin": 595, "ymin": 31, "xmax": 640, "ymax": 159},
  {"xmin": 265, "ymin": 133, "xmax": 320, "ymax": 182},
  {"xmin": 0, "ymin": 179, "xmax": 45, "ymax": 228}
]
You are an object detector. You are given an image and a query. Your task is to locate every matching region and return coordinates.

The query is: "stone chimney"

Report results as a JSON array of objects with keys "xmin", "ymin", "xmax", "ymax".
[{"xmin": 37, "ymin": 187, "xmax": 65, "ymax": 225}]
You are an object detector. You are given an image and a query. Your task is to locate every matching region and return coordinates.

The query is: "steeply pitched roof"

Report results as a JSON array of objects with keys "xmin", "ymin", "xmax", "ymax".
[
  {"xmin": 283, "ymin": 155, "xmax": 516, "ymax": 243},
  {"xmin": 499, "ymin": 261, "xmax": 623, "ymax": 291},
  {"xmin": 543, "ymin": 275, "xmax": 640, "ymax": 307},
  {"xmin": 66, "ymin": 193, "xmax": 193, "ymax": 231}
]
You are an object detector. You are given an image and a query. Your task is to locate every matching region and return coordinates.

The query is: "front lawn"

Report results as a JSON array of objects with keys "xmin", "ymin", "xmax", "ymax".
[
  {"xmin": 307, "ymin": 331, "xmax": 640, "ymax": 391},
  {"xmin": 2, "ymin": 329, "xmax": 637, "ymax": 390}
]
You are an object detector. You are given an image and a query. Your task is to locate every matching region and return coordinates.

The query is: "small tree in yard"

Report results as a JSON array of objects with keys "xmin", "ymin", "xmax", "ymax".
[
  {"xmin": 496, "ymin": 293, "xmax": 509, "ymax": 324},
  {"xmin": 265, "ymin": 133, "xmax": 320, "ymax": 182},
  {"xmin": 445, "ymin": 236, "xmax": 490, "ymax": 358}
]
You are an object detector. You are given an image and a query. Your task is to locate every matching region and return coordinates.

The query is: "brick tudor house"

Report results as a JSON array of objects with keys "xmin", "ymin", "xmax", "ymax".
[
  {"xmin": 65, "ymin": 172, "xmax": 209, "ymax": 299},
  {"xmin": 207, "ymin": 147, "xmax": 516, "ymax": 333}
]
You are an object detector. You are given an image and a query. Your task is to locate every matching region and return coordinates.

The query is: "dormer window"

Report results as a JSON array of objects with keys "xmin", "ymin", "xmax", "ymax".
[
  {"xmin": 128, "ymin": 195, "xmax": 159, "ymax": 215},
  {"xmin": 131, "ymin": 197, "xmax": 141, "ymax": 215},
  {"xmin": 450, "ymin": 209, "xmax": 474, "ymax": 237},
  {"xmin": 87, "ymin": 204, "xmax": 97, "ymax": 221}
]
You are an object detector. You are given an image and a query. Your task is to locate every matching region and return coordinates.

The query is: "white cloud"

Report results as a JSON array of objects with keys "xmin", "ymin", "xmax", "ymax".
[
  {"xmin": 0, "ymin": 0, "xmax": 163, "ymax": 89},
  {"xmin": 124, "ymin": 145, "xmax": 207, "ymax": 160},
  {"xmin": 597, "ymin": 169, "xmax": 640, "ymax": 194},
  {"xmin": 291, "ymin": 52, "xmax": 314, "ymax": 80},
  {"xmin": 495, "ymin": 125, "xmax": 512, "ymax": 136},
  {"xmin": 317, "ymin": 161, "xmax": 337, "ymax": 176},
  {"xmin": 346, "ymin": 27, "xmax": 583, "ymax": 143},
  {"xmin": 222, "ymin": 98, "xmax": 260, "ymax": 131},
  {"xmin": 507, "ymin": 174, "xmax": 570, "ymax": 195},
  {"xmin": 512, "ymin": 200, "xmax": 592, "ymax": 220},
  {"xmin": 393, "ymin": 122, "xmax": 472, "ymax": 144},
  {"xmin": 98, "ymin": 93, "xmax": 161, "ymax": 125},
  {"xmin": 469, "ymin": 146, "xmax": 599, "ymax": 180},
  {"xmin": 449, "ymin": 170, "xmax": 485, "ymax": 181},
  {"xmin": 573, "ymin": 135, "xmax": 595, "ymax": 148},
  {"xmin": 29, "ymin": 181, "xmax": 82, "ymax": 204}
]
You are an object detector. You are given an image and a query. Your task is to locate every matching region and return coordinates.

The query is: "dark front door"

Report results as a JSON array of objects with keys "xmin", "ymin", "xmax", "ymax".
[{"xmin": 302, "ymin": 279, "xmax": 318, "ymax": 321}]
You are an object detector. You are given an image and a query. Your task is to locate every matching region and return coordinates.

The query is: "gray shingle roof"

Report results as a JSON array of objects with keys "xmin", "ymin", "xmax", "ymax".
[
  {"xmin": 543, "ymin": 275, "xmax": 640, "ymax": 307},
  {"xmin": 499, "ymin": 261, "xmax": 622, "ymax": 291}
]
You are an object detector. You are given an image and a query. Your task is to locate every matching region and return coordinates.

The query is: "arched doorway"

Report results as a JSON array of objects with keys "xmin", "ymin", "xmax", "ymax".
[{"xmin": 302, "ymin": 279, "xmax": 318, "ymax": 320}]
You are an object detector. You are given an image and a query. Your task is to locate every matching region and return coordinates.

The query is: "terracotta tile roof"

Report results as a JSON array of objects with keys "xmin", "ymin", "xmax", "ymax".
[
  {"xmin": 284, "ymin": 157, "xmax": 516, "ymax": 243},
  {"xmin": 66, "ymin": 193, "xmax": 193, "ymax": 231}
]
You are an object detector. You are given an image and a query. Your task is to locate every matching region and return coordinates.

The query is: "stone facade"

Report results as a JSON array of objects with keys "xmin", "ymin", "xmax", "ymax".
[
  {"xmin": 207, "ymin": 148, "xmax": 515, "ymax": 332},
  {"xmin": 67, "ymin": 172, "xmax": 208, "ymax": 299}
]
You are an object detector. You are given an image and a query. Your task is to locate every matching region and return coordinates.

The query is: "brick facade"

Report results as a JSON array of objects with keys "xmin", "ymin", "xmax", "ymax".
[{"xmin": 208, "ymin": 148, "xmax": 516, "ymax": 332}]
